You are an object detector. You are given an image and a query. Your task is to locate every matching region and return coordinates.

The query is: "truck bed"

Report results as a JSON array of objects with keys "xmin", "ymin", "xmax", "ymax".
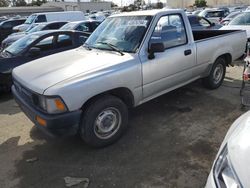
[{"xmin": 192, "ymin": 30, "xmax": 241, "ymax": 41}]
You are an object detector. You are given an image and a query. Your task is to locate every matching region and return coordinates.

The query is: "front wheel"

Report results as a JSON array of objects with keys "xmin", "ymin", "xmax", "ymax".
[
  {"xmin": 79, "ymin": 95, "xmax": 128, "ymax": 148},
  {"xmin": 202, "ymin": 57, "xmax": 226, "ymax": 89}
]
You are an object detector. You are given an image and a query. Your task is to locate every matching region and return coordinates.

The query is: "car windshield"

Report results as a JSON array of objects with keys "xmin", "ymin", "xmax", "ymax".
[
  {"xmin": 25, "ymin": 15, "xmax": 36, "ymax": 24},
  {"xmin": 5, "ymin": 34, "xmax": 39, "ymax": 55},
  {"xmin": 229, "ymin": 12, "xmax": 250, "ymax": 25},
  {"xmin": 60, "ymin": 22, "xmax": 78, "ymax": 30},
  {"xmin": 27, "ymin": 23, "xmax": 46, "ymax": 33},
  {"xmin": 85, "ymin": 16, "xmax": 152, "ymax": 53}
]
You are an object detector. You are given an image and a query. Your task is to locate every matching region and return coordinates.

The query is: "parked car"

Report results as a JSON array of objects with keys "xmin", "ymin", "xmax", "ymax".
[
  {"xmin": 59, "ymin": 20, "xmax": 101, "ymax": 33},
  {"xmin": 220, "ymin": 11, "xmax": 243, "ymax": 25},
  {"xmin": 12, "ymin": 9, "xmax": 247, "ymax": 147},
  {"xmin": 199, "ymin": 9, "xmax": 226, "ymax": 23},
  {"xmin": 220, "ymin": 11, "xmax": 250, "ymax": 38},
  {"xmin": 13, "ymin": 11, "xmax": 87, "ymax": 32},
  {"xmin": 88, "ymin": 13, "xmax": 106, "ymax": 22},
  {"xmin": 0, "ymin": 30, "xmax": 90, "ymax": 89},
  {"xmin": 188, "ymin": 15, "xmax": 222, "ymax": 30},
  {"xmin": 205, "ymin": 111, "xmax": 250, "ymax": 188},
  {"xmin": 0, "ymin": 18, "xmax": 26, "ymax": 43},
  {"xmin": 1, "ymin": 21, "xmax": 68, "ymax": 50},
  {"xmin": 217, "ymin": 7, "xmax": 230, "ymax": 16},
  {"xmin": 192, "ymin": 10, "xmax": 202, "ymax": 15}
]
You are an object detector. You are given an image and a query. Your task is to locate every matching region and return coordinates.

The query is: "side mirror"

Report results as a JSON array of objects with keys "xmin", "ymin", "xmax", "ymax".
[
  {"xmin": 27, "ymin": 47, "xmax": 40, "ymax": 57},
  {"xmin": 148, "ymin": 42, "xmax": 165, "ymax": 59}
]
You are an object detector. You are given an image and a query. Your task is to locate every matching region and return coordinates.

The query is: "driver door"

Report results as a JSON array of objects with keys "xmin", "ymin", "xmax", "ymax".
[{"xmin": 141, "ymin": 14, "xmax": 196, "ymax": 99}]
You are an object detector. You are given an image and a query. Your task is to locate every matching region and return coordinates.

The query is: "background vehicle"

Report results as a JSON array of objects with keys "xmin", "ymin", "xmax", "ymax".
[
  {"xmin": 13, "ymin": 11, "xmax": 86, "ymax": 32},
  {"xmin": 60, "ymin": 20, "xmax": 101, "ymax": 33},
  {"xmin": 0, "ymin": 18, "xmax": 26, "ymax": 43},
  {"xmin": 220, "ymin": 11, "xmax": 243, "ymax": 25},
  {"xmin": 188, "ymin": 15, "xmax": 222, "ymax": 30},
  {"xmin": 199, "ymin": 9, "xmax": 226, "ymax": 23},
  {"xmin": 0, "ymin": 30, "xmax": 90, "ymax": 89},
  {"xmin": 205, "ymin": 111, "xmax": 250, "ymax": 188},
  {"xmin": 1, "ymin": 21, "xmax": 68, "ymax": 50},
  {"xmin": 220, "ymin": 11, "xmax": 250, "ymax": 38},
  {"xmin": 12, "ymin": 9, "xmax": 247, "ymax": 147}
]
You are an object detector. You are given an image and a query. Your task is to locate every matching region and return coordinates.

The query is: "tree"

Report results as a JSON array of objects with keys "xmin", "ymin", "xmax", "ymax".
[
  {"xmin": 111, "ymin": 2, "xmax": 118, "ymax": 8},
  {"xmin": 29, "ymin": 0, "xmax": 47, "ymax": 6},
  {"xmin": 194, "ymin": 0, "xmax": 207, "ymax": 7},
  {"xmin": 0, "ymin": 0, "xmax": 10, "ymax": 7},
  {"xmin": 15, "ymin": 0, "xmax": 27, "ymax": 6},
  {"xmin": 155, "ymin": 2, "xmax": 163, "ymax": 9}
]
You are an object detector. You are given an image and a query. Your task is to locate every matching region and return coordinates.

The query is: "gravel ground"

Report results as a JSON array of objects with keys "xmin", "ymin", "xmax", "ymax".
[{"xmin": 0, "ymin": 64, "xmax": 247, "ymax": 188}]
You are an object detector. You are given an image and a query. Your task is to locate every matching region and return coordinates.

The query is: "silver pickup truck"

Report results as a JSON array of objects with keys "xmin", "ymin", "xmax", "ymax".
[{"xmin": 12, "ymin": 9, "xmax": 247, "ymax": 147}]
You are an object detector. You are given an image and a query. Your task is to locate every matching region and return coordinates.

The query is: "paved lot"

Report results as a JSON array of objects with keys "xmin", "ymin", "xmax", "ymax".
[{"xmin": 0, "ymin": 64, "xmax": 247, "ymax": 188}]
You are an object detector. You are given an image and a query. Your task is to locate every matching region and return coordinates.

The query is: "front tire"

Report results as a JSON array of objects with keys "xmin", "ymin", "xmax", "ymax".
[
  {"xmin": 80, "ymin": 95, "xmax": 128, "ymax": 148},
  {"xmin": 202, "ymin": 57, "xmax": 226, "ymax": 89}
]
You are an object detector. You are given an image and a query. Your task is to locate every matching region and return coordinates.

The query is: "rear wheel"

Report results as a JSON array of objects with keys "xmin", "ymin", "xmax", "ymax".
[
  {"xmin": 80, "ymin": 95, "xmax": 128, "ymax": 147},
  {"xmin": 202, "ymin": 57, "xmax": 226, "ymax": 89}
]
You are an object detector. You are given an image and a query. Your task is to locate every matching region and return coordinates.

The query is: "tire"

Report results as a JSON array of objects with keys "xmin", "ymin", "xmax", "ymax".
[
  {"xmin": 80, "ymin": 95, "xmax": 128, "ymax": 148},
  {"xmin": 202, "ymin": 57, "xmax": 226, "ymax": 89}
]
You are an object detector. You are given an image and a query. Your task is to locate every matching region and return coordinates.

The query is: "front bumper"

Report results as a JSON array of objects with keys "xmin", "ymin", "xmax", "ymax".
[{"xmin": 12, "ymin": 86, "xmax": 82, "ymax": 137}]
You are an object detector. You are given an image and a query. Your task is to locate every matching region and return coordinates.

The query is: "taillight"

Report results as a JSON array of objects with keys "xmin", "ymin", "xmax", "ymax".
[{"xmin": 243, "ymin": 62, "xmax": 250, "ymax": 81}]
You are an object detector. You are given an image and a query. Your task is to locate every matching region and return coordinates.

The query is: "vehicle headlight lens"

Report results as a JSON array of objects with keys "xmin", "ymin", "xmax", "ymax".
[
  {"xmin": 37, "ymin": 96, "xmax": 67, "ymax": 114},
  {"xmin": 213, "ymin": 145, "xmax": 242, "ymax": 188}
]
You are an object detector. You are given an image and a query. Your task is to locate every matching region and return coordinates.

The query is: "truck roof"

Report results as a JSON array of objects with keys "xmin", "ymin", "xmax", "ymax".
[{"xmin": 110, "ymin": 9, "xmax": 184, "ymax": 17}]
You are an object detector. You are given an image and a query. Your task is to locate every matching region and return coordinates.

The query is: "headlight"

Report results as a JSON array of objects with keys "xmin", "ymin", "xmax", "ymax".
[
  {"xmin": 213, "ymin": 145, "xmax": 242, "ymax": 188},
  {"xmin": 37, "ymin": 95, "xmax": 68, "ymax": 114}
]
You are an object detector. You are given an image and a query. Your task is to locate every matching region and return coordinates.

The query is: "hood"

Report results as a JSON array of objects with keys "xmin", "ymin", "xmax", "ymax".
[
  {"xmin": 12, "ymin": 47, "xmax": 135, "ymax": 94},
  {"xmin": 3, "ymin": 34, "xmax": 25, "ymax": 44},
  {"xmin": 221, "ymin": 111, "xmax": 250, "ymax": 187},
  {"xmin": 13, "ymin": 24, "xmax": 29, "ymax": 32},
  {"xmin": 220, "ymin": 25, "xmax": 250, "ymax": 38}
]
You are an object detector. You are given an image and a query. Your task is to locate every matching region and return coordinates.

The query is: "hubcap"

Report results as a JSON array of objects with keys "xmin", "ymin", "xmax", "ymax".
[
  {"xmin": 94, "ymin": 107, "xmax": 121, "ymax": 139},
  {"xmin": 213, "ymin": 64, "xmax": 224, "ymax": 84}
]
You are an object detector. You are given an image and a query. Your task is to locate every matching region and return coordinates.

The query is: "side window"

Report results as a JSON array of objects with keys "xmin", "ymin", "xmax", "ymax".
[
  {"xmin": 76, "ymin": 23, "xmax": 90, "ymax": 32},
  {"xmin": 151, "ymin": 14, "xmax": 187, "ymax": 49},
  {"xmin": 35, "ymin": 15, "xmax": 47, "ymax": 23},
  {"xmin": 57, "ymin": 34, "xmax": 73, "ymax": 48},
  {"xmin": 47, "ymin": 23, "xmax": 60, "ymax": 29},
  {"xmin": 199, "ymin": 18, "xmax": 210, "ymax": 27},
  {"xmin": 35, "ymin": 36, "xmax": 54, "ymax": 51},
  {"xmin": 78, "ymin": 33, "xmax": 89, "ymax": 44},
  {"xmin": 91, "ymin": 22, "xmax": 101, "ymax": 31}
]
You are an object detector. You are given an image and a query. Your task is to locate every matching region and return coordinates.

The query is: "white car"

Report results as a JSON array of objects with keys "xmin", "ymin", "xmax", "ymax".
[
  {"xmin": 220, "ymin": 11, "xmax": 250, "ymax": 38},
  {"xmin": 198, "ymin": 9, "xmax": 225, "ymax": 24},
  {"xmin": 205, "ymin": 111, "xmax": 250, "ymax": 188}
]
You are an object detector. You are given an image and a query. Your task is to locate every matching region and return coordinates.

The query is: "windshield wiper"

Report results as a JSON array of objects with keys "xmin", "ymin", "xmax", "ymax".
[
  {"xmin": 96, "ymin": 41, "xmax": 124, "ymax": 56},
  {"xmin": 83, "ymin": 43, "xmax": 92, "ymax": 50}
]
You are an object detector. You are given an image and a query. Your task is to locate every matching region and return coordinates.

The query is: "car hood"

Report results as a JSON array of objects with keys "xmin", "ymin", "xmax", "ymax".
[
  {"xmin": 220, "ymin": 111, "xmax": 250, "ymax": 187},
  {"xmin": 12, "ymin": 47, "xmax": 135, "ymax": 94},
  {"xmin": 13, "ymin": 24, "xmax": 29, "ymax": 32},
  {"xmin": 3, "ymin": 34, "xmax": 25, "ymax": 44},
  {"xmin": 220, "ymin": 25, "xmax": 250, "ymax": 38}
]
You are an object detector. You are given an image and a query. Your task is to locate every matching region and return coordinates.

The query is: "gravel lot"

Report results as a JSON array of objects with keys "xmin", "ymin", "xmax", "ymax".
[{"xmin": 0, "ymin": 64, "xmax": 247, "ymax": 188}]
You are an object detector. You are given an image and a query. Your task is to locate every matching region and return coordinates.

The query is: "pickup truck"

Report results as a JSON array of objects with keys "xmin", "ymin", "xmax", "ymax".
[{"xmin": 12, "ymin": 9, "xmax": 247, "ymax": 147}]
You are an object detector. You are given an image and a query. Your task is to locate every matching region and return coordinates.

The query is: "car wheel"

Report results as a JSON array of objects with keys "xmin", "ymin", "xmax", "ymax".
[
  {"xmin": 202, "ymin": 57, "xmax": 226, "ymax": 89},
  {"xmin": 80, "ymin": 95, "xmax": 128, "ymax": 147}
]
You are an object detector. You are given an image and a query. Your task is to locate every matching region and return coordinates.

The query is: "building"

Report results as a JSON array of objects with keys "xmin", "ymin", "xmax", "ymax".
[
  {"xmin": 42, "ymin": 1, "xmax": 112, "ymax": 12},
  {"xmin": 166, "ymin": 0, "xmax": 250, "ymax": 8},
  {"xmin": 0, "ymin": 6, "xmax": 63, "ymax": 17}
]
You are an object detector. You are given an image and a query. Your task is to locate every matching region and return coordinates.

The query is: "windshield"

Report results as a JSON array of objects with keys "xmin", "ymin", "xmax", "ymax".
[
  {"xmin": 229, "ymin": 12, "xmax": 250, "ymax": 25},
  {"xmin": 25, "ymin": 15, "xmax": 36, "ymax": 24},
  {"xmin": 60, "ymin": 22, "xmax": 77, "ymax": 30},
  {"xmin": 27, "ymin": 23, "xmax": 46, "ymax": 33},
  {"xmin": 5, "ymin": 34, "xmax": 39, "ymax": 55},
  {"xmin": 85, "ymin": 16, "xmax": 152, "ymax": 53}
]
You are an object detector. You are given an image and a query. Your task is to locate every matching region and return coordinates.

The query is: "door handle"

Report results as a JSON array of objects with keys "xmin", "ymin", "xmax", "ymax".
[{"xmin": 184, "ymin": 49, "xmax": 192, "ymax": 56}]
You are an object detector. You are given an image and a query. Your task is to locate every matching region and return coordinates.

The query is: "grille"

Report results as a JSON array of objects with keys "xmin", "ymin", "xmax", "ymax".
[{"xmin": 14, "ymin": 80, "xmax": 36, "ymax": 105}]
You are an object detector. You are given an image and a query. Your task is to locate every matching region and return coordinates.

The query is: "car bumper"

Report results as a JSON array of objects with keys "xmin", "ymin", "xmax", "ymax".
[
  {"xmin": 12, "ymin": 86, "xmax": 82, "ymax": 137},
  {"xmin": 205, "ymin": 171, "xmax": 216, "ymax": 188}
]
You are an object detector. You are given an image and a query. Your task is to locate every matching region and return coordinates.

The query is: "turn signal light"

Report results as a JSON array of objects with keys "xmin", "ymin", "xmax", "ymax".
[{"xmin": 36, "ymin": 116, "xmax": 47, "ymax": 127}]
